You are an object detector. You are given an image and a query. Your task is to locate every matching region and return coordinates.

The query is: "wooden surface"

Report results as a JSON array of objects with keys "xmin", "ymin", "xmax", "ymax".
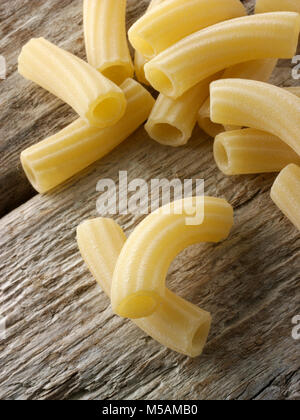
[{"xmin": 0, "ymin": 0, "xmax": 299, "ymax": 400}]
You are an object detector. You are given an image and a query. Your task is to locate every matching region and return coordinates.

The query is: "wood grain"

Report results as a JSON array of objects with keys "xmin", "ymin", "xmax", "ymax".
[{"xmin": 0, "ymin": 0, "xmax": 299, "ymax": 400}]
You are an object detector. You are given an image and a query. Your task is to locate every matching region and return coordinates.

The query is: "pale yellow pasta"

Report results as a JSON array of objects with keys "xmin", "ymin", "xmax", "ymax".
[
  {"xmin": 214, "ymin": 128, "xmax": 300, "ymax": 175},
  {"xmin": 256, "ymin": 0, "xmax": 300, "ymax": 14},
  {"xmin": 111, "ymin": 197, "xmax": 234, "ymax": 319},
  {"xmin": 18, "ymin": 37, "xmax": 126, "ymax": 128},
  {"xmin": 134, "ymin": 0, "xmax": 165, "ymax": 85},
  {"xmin": 129, "ymin": 0, "xmax": 246, "ymax": 59},
  {"xmin": 21, "ymin": 79, "xmax": 154, "ymax": 193},
  {"xmin": 210, "ymin": 79, "xmax": 300, "ymax": 156},
  {"xmin": 77, "ymin": 218, "xmax": 212, "ymax": 357},
  {"xmin": 198, "ymin": 59, "xmax": 278, "ymax": 137},
  {"xmin": 145, "ymin": 74, "xmax": 219, "ymax": 147},
  {"xmin": 145, "ymin": 12, "xmax": 300, "ymax": 99},
  {"xmin": 83, "ymin": 0, "xmax": 133, "ymax": 85},
  {"xmin": 271, "ymin": 164, "xmax": 300, "ymax": 231}
]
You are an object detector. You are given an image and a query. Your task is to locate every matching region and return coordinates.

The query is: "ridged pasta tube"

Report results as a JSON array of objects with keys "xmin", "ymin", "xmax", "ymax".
[
  {"xmin": 271, "ymin": 164, "xmax": 300, "ymax": 231},
  {"xmin": 214, "ymin": 129, "xmax": 300, "ymax": 175},
  {"xmin": 111, "ymin": 197, "xmax": 234, "ymax": 319},
  {"xmin": 77, "ymin": 218, "xmax": 212, "ymax": 357},
  {"xmin": 145, "ymin": 74, "xmax": 219, "ymax": 147},
  {"xmin": 256, "ymin": 0, "xmax": 300, "ymax": 14},
  {"xmin": 20, "ymin": 79, "xmax": 154, "ymax": 193},
  {"xmin": 129, "ymin": 0, "xmax": 246, "ymax": 59},
  {"xmin": 210, "ymin": 79, "xmax": 300, "ymax": 156},
  {"xmin": 145, "ymin": 12, "xmax": 300, "ymax": 99},
  {"xmin": 18, "ymin": 37, "xmax": 126, "ymax": 128},
  {"xmin": 198, "ymin": 59, "xmax": 277, "ymax": 137},
  {"xmin": 134, "ymin": 0, "xmax": 165, "ymax": 85},
  {"xmin": 83, "ymin": 0, "xmax": 134, "ymax": 85}
]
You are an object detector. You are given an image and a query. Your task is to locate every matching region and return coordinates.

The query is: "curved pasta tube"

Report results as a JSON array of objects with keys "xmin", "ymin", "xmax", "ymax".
[
  {"xmin": 111, "ymin": 197, "xmax": 234, "ymax": 319},
  {"xmin": 214, "ymin": 129, "xmax": 300, "ymax": 175},
  {"xmin": 129, "ymin": 0, "xmax": 246, "ymax": 59},
  {"xmin": 256, "ymin": 0, "xmax": 300, "ymax": 14},
  {"xmin": 145, "ymin": 74, "xmax": 219, "ymax": 147},
  {"xmin": 134, "ymin": 0, "xmax": 165, "ymax": 85},
  {"xmin": 20, "ymin": 79, "xmax": 154, "ymax": 193},
  {"xmin": 271, "ymin": 164, "xmax": 300, "ymax": 231},
  {"xmin": 210, "ymin": 79, "xmax": 300, "ymax": 156},
  {"xmin": 83, "ymin": 0, "xmax": 134, "ymax": 85},
  {"xmin": 18, "ymin": 38, "xmax": 126, "ymax": 128},
  {"xmin": 198, "ymin": 59, "xmax": 277, "ymax": 137},
  {"xmin": 77, "ymin": 218, "xmax": 212, "ymax": 357},
  {"xmin": 144, "ymin": 12, "xmax": 300, "ymax": 99}
]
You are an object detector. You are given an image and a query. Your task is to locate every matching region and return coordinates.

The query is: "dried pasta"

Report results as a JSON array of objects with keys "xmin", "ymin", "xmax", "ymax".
[
  {"xmin": 18, "ymin": 37, "xmax": 126, "ymax": 128},
  {"xmin": 271, "ymin": 164, "xmax": 300, "ymax": 231},
  {"xmin": 144, "ymin": 12, "xmax": 300, "ymax": 99},
  {"xmin": 210, "ymin": 79, "xmax": 300, "ymax": 156},
  {"xmin": 197, "ymin": 59, "xmax": 277, "ymax": 137},
  {"xmin": 129, "ymin": 0, "xmax": 246, "ymax": 59},
  {"xmin": 83, "ymin": 0, "xmax": 133, "ymax": 85},
  {"xmin": 134, "ymin": 0, "xmax": 165, "ymax": 85},
  {"xmin": 214, "ymin": 129, "xmax": 300, "ymax": 175},
  {"xmin": 145, "ymin": 74, "xmax": 219, "ymax": 147},
  {"xmin": 21, "ymin": 79, "xmax": 154, "ymax": 193},
  {"xmin": 111, "ymin": 197, "xmax": 233, "ymax": 319},
  {"xmin": 77, "ymin": 218, "xmax": 212, "ymax": 357}
]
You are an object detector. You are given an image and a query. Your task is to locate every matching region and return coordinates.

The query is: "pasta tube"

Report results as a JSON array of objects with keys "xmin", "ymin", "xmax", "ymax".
[
  {"xmin": 198, "ymin": 59, "xmax": 277, "ymax": 137},
  {"xmin": 20, "ymin": 79, "xmax": 154, "ymax": 193},
  {"xmin": 134, "ymin": 0, "xmax": 165, "ymax": 85},
  {"xmin": 145, "ymin": 74, "xmax": 219, "ymax": 147},
  {"xmin": 256, "ymin": 0, "xmax": 300, "ymax": 14},
  {"xmin": 144, "ymin": 12, "xmax": 300, "ymax": 99},
  {"xmin": 210, "ymin": 79, "xmax": 300, "ymax": 156},
  {"xmin": 111, "ymin": 197, "xmax": 234, "ymax": 319},
  {"xmin": 214, "ymin": 129, "xmax": 300, "ymax": 175},
  {"xmin": 77, "ymin": 218, "xmax": 212, "ymax": 357},
  {"xmin": 129, "ymin": 0, "xmax": 246, "ymax": 59},
  {"xmin": 271, "ymin": 164, "xmax": 300, "ymax": 231},
  {"xmin": 83, "ymin": 0, "xmax": 134, "ymax": 85},
  {"xmin": 18, "ymin": 37, "xmax": 126, "ymax": 128}
]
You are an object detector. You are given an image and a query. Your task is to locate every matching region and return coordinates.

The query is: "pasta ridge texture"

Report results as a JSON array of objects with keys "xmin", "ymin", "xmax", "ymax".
[
  {"xmin": 83, "ymin": 0, "xmax": 134, "ymax": 85},
  {"xmin": 111, "ymin": 197, "xmax": 234, "ymax": 319},
  {"xmin": 271, "ymin": 164, "xmax": 300, "ymax": 231},
  {"xmin": 144, "ymin": 12, "xmax": 300, "ymax": 98},
  {"xmin": 129, "ymin": 0, "xmax": 246, "ymax": 59},
  {"xmin": 21, "ymin": 79, "xmax": 154, "ymax": 193},
  {"xmin": 77, "ymin": 218, "xmax": 212, "ymax": 357},
  {"xmin": 18, "ymin": 37, "xmax": 127, "ymax": 128},
  {"xmin": 210, "ymin": 79, "xmax": 300, "ymax": 156}
]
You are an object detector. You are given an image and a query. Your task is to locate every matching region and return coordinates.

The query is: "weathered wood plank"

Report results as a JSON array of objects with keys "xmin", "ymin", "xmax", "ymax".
[{"xmin": 0, "ymin": 0, "xmax": 299, "ymax": 400}]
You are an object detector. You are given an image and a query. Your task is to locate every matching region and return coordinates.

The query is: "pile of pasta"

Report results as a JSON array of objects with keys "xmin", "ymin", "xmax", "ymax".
[{"xmin": 18, "ymin": 0, "xmax": 300, "ymax": 357}]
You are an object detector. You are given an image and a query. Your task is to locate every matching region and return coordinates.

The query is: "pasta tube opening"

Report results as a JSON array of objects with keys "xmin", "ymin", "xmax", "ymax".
[
  {"xmin": 214, "ymin": 128, "xmax": 300, "ymax": 175},
  {"xmin": 146, "ymin": 122, "xmax": 184, "ymax": 146},
  {"xmin": 88, "ymin": 93, "xmax": 127, "ymax": 127},
  {"xmin": 145, "ymin": 67, "xmax": 174, "ymax": 97},
  {"xmin": 101, "ymin": 64, "xmax": 133, "ymax": 86}
]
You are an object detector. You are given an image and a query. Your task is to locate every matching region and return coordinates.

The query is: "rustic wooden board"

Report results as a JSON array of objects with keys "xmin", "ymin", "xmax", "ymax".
[{"xmin": 0, "ymin": 0, "xmax": 299, "ymax": 400}]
